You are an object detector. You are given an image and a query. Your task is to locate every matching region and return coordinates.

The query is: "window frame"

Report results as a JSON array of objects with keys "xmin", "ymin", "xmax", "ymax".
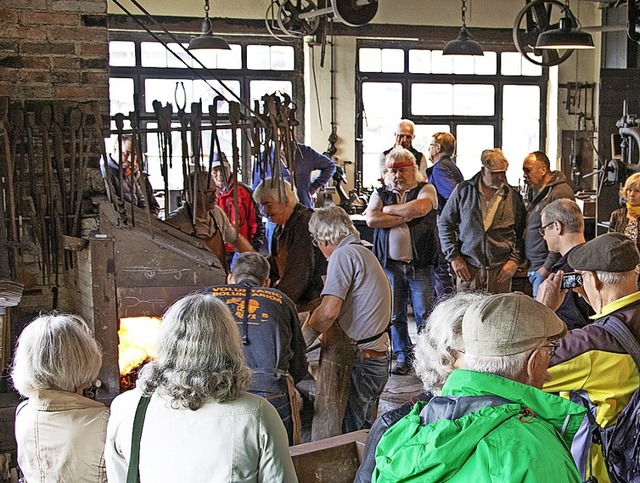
[
  {"xmin": 108, "ymin": 31, "xmax": 305, "ymax": 184},
  {"xmin": 355, "ymin": 38, "xmax": 548, "ymax": 189}
]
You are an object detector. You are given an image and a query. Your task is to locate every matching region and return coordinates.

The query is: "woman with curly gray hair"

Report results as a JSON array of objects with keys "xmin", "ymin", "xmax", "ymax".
[
  {"xmin": 105, "ymin": 293, "xmax": 297, "ymax": 482},
  {"xmin": 12, "ymin": 313, "xmax": 108, "ymax": 482}
]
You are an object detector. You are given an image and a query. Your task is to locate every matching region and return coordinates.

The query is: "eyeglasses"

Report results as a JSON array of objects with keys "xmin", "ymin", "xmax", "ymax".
[
  {"xmin": 543, "ymin": 342, "xmax": 559, "ymax": 358},
  {"xmin": 538, "ymin": 221, "xmax": 556, "ymax": 236},
  {"xmin": 310, "ymin": 236, "xmax": 319, "ymax": 247}
]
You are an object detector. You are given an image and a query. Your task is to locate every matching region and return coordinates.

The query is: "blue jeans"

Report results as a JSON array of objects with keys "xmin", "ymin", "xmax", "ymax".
[
  {"xmin": 342, "ymin": 356, "xmax": 389, "ymax": 433},
  {"xmin": 253, "ymin": 391, "xmax": 293, "ymax": 445},
  {"xmin": 265, "ymin": 219, "xmax": 277, "ymax": 252},
  {"xmin": 528, "ymin": 269, "xmax": 548, "ymax": 298},
  {"xmin": 385, "ymin": 260, "xmax": 435, "ymax": 363}
]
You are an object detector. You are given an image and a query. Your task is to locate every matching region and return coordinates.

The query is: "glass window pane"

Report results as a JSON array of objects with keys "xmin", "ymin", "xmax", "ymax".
[
  {"xmin": 216, "ymin": 44, "xmax": 242, "ymax": 69},
  {"xmin": 501, "ymin": 52, "xmax": 522, "ymax": 75},
  {"xmin": 502, "ymin": 119, "xmax": 540, "ymax": 186},
  {"xmin": 361, "ymin": 82, "xmax": 402, "ymax": 188},
  {"xmin": 453, "ymin": 84, "xmax": 495, "ymax": 116},
  {"xmin": 109, "ymin": 78, "xmax": 134, "ymax": 115},
  {"xmin": 414, "ymin": 124, "xmax": 450, "ymax": 156},
  {"xmin": 271, "ymin": 45, "xmax": 295, "ymax": 70},
  {"xmin": 362, "ymin": 82, "xmax": 402, "ymax": 119},
  {"xmin": 431, "ymin": 50, "xmax": 453, "ymax": 74},
  {"xmin": 452, "ymin": 55, "xmax": 476, "ymax": 75},
  {"xmin": 145, "ymin": 79, "xmax": 193, "ymax": 112},
  {"xmin": 381, "ymin": 49, "xmax": 404, "ymax": 73},
  {"xmin": 247, "ymin": 45, "xmax": 271, "ymax": 70},
  {"xmin": 250, "ymin": 80, "xmax": 292, "ymax": 105},
  {"xmin": 521, "ymin": 57, "xmax": 543, "ymax": 76},
  {"xmin": 503, "ymin": 85, "xmax": 540, "ymax": 120},
  {"xmin": 166, "ymin": 43, "xmax": 191, "ymax": 68},
  {"xmin": 359, "ymin": 48, "xmax": 381, "ymax": 72},
  {"xmin": 190, "ymin": 49, "xmax": 219, "ymax": 69},
  {"xmin": 109, "ymin": 41, "xmax": 135, "ymax": 67},
  {"xmin": 409, "ymin": 49, "xmax": 431, "ymax": 73},
  {"xmin": 474, "ymin": 51, "xmax": 497, "ymax": 74},
  {"xmin": 193, "ymin": 80, "xmax": 241, "ymax": 114},
  {"xmin": 411, "ymin": 84, "xmax": 453, "ymax": 116},
  {"xmin": 456, "ymin": 125, "xmax": 495, "ymax": 180},
  {"xmin": 141, "ymin": 42, "xmax": 191, "ymax": 68}
]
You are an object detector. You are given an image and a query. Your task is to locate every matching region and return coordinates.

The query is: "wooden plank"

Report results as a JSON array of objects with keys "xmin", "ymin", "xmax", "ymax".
[{"xmin": 290, "ymin": 430, "xmax": 368, "ymax": 483}]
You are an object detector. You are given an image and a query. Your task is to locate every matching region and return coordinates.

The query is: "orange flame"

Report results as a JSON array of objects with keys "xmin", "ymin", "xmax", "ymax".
[{"xmin": 118, "ymin": 316, "xmax": 162, "ymax": 375}]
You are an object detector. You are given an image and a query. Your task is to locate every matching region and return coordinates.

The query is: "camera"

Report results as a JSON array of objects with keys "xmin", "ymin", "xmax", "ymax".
[{"xmin": 561, "ymin": 272, "xmax": 583, "ymax": 290}]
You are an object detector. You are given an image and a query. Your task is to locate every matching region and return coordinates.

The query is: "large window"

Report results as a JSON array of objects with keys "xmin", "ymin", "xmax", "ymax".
[
  {"xmin": 356, "ymin": 41, "xmax": 548, "ymax": 188},
  {"xmin": 108, "ymin": 33, "xmax": 304, "ymax": 198}
]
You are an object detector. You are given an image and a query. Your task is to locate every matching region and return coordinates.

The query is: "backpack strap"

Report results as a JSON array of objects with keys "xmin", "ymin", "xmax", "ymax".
[
  {"xmin": 599, "ymin": 313, "xmax": 640, "ymax": 371},
  {"xmin": 126, "ymin": 394, "xmax": 151, "ymax": 483}
]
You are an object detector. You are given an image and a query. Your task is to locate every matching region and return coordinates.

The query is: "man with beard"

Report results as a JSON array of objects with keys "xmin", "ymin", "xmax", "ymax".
[
  {"xmin": 439, "ymin": 148, "xmax": 526, "ymax": 293},
  {"xmin": 366, "ymin": 147, "xmax": 438, "ymax": 375}
]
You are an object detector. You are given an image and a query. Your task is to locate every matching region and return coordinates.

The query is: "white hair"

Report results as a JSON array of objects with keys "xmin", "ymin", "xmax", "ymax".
[
  {"xmin": 138, "ymin": 294, "xmax": 252, "ymax": 410},
  {"xmin": 413, "ymin": 292, "xmax": 484, "ymax": 393},
  {"xmin": 464, "ymin": 352, "xmax": 531, "ymax": 381},
  {"xmin": 309, "ymin": 206, "xmax": 359, "ymax": 245},
  {"xmin": 595, "ymin": 270, "xmax": 637, "ymax": 285},
  {"xmin": 11, "ymin": 313, "xmax": 102, "ymax": 396},
  {"xmin": 253, "ymin": 177, "xmax": 298, "ymax": 207}
]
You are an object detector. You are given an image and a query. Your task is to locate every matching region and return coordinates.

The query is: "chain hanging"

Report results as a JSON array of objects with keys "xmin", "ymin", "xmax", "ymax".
[{"xmin": 461, "ymin": 0, "xmax": 468, "ymax": 28}]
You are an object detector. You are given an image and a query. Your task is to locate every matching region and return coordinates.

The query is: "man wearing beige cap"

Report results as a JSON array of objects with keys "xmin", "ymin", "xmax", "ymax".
[
  {"xmin": 371, "ymin": 292, "xmax": 585, "ymax": 482},
  {"xmin": 366, "ymin": 147, "xmax": 438, "ymax": 375},
  {"xmin": 538, "ymin": 233, "xmax": 640, "ymax": 482},
  {"xmin": 439, "ymin": 148, "xmax": 526, "ymax": 293}
]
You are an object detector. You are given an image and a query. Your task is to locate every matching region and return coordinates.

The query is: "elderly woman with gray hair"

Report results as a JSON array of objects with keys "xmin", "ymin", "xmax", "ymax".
[
  {"xmin": 105, "ymin": 293, "xmax": 297, "ymax": 482},
  {"xmin": 354, "ymin": 291, "xmax": 483, "ymax": 483},
  {"xmin": 11, "ymin": 313, "xmax": 108, "ymax": 482}
]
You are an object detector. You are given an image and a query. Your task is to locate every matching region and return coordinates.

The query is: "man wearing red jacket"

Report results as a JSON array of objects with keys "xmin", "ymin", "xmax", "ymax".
[{"xmin": 212, "ymin": 153, "xmax": 264, "ymax": 266}]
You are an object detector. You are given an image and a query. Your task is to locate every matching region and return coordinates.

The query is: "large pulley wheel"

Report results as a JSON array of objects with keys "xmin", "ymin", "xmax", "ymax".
[
  {"xmin": 276, "ymin": 0, "xmax": 321, "ymax": 38},
  {"xmin": 513, "ymin": 0, "xmax": 575, "ymax": 67}
]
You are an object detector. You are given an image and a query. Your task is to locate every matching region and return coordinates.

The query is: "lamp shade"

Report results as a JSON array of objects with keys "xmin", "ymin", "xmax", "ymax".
[
  {"xmin": 187, "ymin": 18, "xmax": 230, "ymax": 51},
  {"xmin": 443, "ymin": 27, "xmax": 484, "ymax": 56},
  {"xmin": 536, "ymin": 16, "xmax": 594, "ymax": 50}
]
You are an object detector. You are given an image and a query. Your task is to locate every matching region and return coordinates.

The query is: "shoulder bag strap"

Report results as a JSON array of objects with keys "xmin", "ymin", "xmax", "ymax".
[
  {"xmin": 600, "ymin": 314, "xmax": 640, "ymax": 371},
  {"xmin": 126, "ymin": 395, "xmax": 151, "ymax": 483}
]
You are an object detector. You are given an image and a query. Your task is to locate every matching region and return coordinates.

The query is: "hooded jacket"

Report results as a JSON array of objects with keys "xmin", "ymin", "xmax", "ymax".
[
  {"xmin": 525, "ymin": 171, "xmax": 574, "ymax": 271},
  {"xmin": 372, "ymin": 369, "xmax": 585, "ymax": 483}
]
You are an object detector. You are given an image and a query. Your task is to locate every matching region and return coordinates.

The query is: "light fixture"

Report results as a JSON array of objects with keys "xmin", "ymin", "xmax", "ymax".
[
  {"xmin": 443, "ymin": 0, "xmax": 484, "ymax": 56},
  {"xmin": 536, "ymin": 0, "xmax": 594, "ymax": 50},
  {"xmin": 188, "ymin": 0, "xmax": 230, "ymax": 51}
]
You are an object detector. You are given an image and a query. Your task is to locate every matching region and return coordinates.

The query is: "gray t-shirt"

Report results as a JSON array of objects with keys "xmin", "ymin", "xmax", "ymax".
[{"xmin": 321, "ymin": 235, "xmax": 391, "ymax": 352}]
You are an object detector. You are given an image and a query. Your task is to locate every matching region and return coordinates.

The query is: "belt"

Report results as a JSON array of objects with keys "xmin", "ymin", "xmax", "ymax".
[
  {"xmin": 389, "ymin": 258, "xmax": 412, "ymax": 265},
  {"xmin": 357, "ymin": 349, "xmax": 388, "ymax": 358}
]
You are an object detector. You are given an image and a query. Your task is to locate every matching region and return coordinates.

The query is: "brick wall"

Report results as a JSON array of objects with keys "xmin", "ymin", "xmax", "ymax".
[
  {"xmin": 0, "ymin": 1, "xmax": 109, "ymax": 324},
  {"xmin": 0, "ymin": 1, "xmax": 108, "ymax": 104}
]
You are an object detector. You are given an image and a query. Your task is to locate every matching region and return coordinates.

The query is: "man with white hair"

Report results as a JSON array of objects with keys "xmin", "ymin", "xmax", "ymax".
[
  {"xmin": 366, "ymin": 147, "xmax": 438, "ymax": 375},
  {"xmin": 439, "ymin": 148, "xmax": 526, "ymax": 293},
  {"xmin": 371, "ymin": 292, "xmax": 586, "ymax": 482},
  {"xmin": 305, "ymin": 206, "xmax": 392, "ymax": 440},
  {"xmin": 253, "ymin": 177, "xmax": 327, "ymax": 312}
]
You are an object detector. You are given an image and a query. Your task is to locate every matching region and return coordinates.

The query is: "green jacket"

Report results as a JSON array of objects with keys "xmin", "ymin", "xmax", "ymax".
[{"xmin": 373, "ymin": 369, "xmax": 586, "ymax": 483}]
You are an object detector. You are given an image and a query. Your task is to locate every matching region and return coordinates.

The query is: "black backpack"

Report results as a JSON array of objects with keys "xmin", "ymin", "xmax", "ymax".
[{"xmin": 594, "ymin": 314, "xmax": 640, "ymax": 483}]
